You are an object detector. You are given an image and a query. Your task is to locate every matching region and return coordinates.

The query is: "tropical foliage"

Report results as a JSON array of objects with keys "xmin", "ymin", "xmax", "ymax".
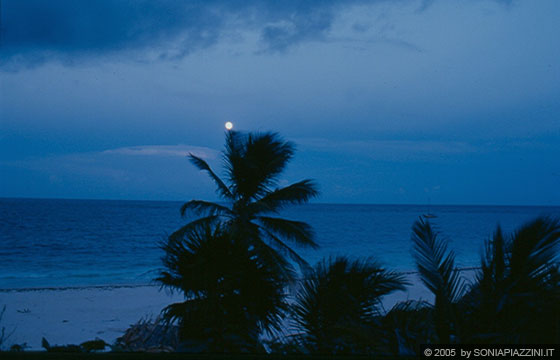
[
  {"xmin": 292, "ymin": 256, "xmax": 407, "ymax": 355},
  {"xmin": 173, "ymin": 131, "xmax": 319, "ymax": 281},
  {"xmin": 157, "ymin": 225, "xmax": 286, "ymax": 352},
  {"xmin": 152, "ymin": 128, "xmax": 559, "ymax": 355},
  {"xmin": 157, "ymin": 131, "xmax": 318, "ymax": 351},
  {"xmin": 411, "ymin": 218, "xmax": 465, "ymax": 343},
  {"xmin": 411, "ymin": 216, "xmax": 560, "ymax": 345},
  {"xmin": 461, "ymin": 217, "xmax": 560, "ymax": 343},
  {"xmin": 381, "ymin": 300, "xmax": 435, "ymax": 355}
]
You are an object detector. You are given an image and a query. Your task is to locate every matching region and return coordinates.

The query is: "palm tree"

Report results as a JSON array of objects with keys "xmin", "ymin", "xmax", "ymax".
[
  {"xmin": 461, "ymin": 217, "xmax": 560, "ymax": 343},
  {"xmin": 411, "ymin": 218, "xmax": 466, "ymax": 343},
  {"xmin": 292, "ymin": 256, "xmax": 407, "ymax": 355},
  {"xmin": 157, "ymin": 225, "xmax": 287, "ymax": 352},
  {"xmin": 412, "ymin": 216, "xmax": 560, "ymax": 344},
  {"xmin": 381, "ymin": 300, "xmax": 436, "ymax": 356},
  {"xmin": 172, "ymin": 131, "xmax": 319, "ymax": 281}
]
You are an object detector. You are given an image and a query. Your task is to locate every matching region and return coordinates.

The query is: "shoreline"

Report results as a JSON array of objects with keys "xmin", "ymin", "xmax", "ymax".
[
  {"xmin": 0, "ymin": 278, "xmax": 425, "ymax": 351},
  {"xmin": 0, "ymin": 283, "xmax": 161, "ymax": 293},
  {"xmin": 0, "ymin": 270, "xmax": 477, "ymax": 351},
  {"xmin": 0, "ymin": 267, "xmax": 480, "ymax": 292},
  {"xmin": 0, "ymin": 285, "xmax": 184, "ymax": 351}
]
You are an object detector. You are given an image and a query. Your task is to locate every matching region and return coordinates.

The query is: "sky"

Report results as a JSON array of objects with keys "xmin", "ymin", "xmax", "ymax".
[{"xmin": 0, "ymin": 0, "xmax": 559, "ymax": 205}]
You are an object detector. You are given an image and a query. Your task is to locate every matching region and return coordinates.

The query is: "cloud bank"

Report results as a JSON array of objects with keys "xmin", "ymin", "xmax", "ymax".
[
  {"xmin": 0, "ymin": 0, "xmax": 512, "ymax": 68},
  {"xmin": 0, "ymin": 0, "xmax": 364, "ymax": 67},
  {"xmin": 0, "ymin": 144, "xmax": 222, "ymax": 200},
  {"xmin": 103, "ymin": 145, "xmax": 218, "ymax": 159}
]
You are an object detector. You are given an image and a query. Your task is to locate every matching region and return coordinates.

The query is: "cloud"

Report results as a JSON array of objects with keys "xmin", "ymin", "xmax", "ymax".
[
  {"xmin": 102, "ymin": 145, "xmax": 218, "ymax": 159},
  {"xmin": 2, "ymin": 144, "xmax": 221, "ymax": 182},
  {"xmin": 0, "ymin": 144, "xmax": 222, "ymax": 200},
  {"xmin": 259, "ymin": 7, "xmax": 335, "ymax": 52},
  {"xmin": 1, "ymin": 0, "xmax": 225, "ymax": 66},
  {"xmin": 0, "ymin": 0, "xmax": 363, "ymax": 67},
  {"xmin": 0, "ymin": 0, "xmax": 511, "ymax": 68}
]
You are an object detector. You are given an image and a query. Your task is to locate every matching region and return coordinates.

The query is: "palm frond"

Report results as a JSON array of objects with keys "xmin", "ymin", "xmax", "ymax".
[
  {"xmin": 383, "ymin": 300, "xmax": 436, "ymax": 355},
  {"xmin": 224, "ymin": 132, "xmax": 295, "ymax": 199},
  {"xmin": 160, "ymin": 300, "xmax": 189, "ymax": 324},
  {"xmin": 491, "ymin": 226, "xmax": 506, "ymax": 281},
  {"xmin": 247, "ymin": 233, "xmax": 298, "ymax": 283},
  {"xmin": 189, "ymin": 154, "xmax": 233, "ymax": 200},
  {"xmin": 259, "ymin": 227, "xmax": 312, "ymax": 275},
  {"xmin": 411, "ymin": 218, "xmax": 465, "ymax": 303},
  {"xmin": 158, "ymin": 225, "xmax": 288, "ymax": 347},
  {"xmin": 366, "ymin": 266, "xmax": 409, "ymax": 304},
  {"xmin": 180, "ymin": 200, "xmax": 233, "ymax": 218},
  {"xmin": 245, "ymin": 132, "xmax": 294, "ymax": 185},
  {"xmin": 292, "ymin": 256, "xmax": 407, "ymax": 354},
  {"xmin": 411, "ymin": 218, "xmax": 466, "ymax": 343},
  {"xmin": 223, "ymin": 131, "xmax": 247, "ymax": 199},
  {"xmin": 247, "ymin": 180, "xmax": 319, "ymax": 215},
  {"xmin": 510, "ymin": 217, "xmax": 560, "ymax": 281},
  {"xmin": 168, "ymin": 215, "xmax": 219, "ymax": 243},
  {"xmin": 318, "ymin": 257, "xmax": 406, "ymax": 316},
  {"xmin": 258, "ymin": 216, "xmax": 318, "ymax": 249},
  {"xmin": 477, "ymin": 225, "xmax": 507, "ymax": 289},
  {"xmin": 159, "ymin": 224, "xmax": 221, "ymax": 295},
  {"xmin": 462, "ymin": 217, "xmax": 560, "ymax": 344}
]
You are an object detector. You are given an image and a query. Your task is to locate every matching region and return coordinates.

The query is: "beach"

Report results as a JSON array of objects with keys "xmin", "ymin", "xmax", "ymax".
[
  {"xmin": 0, "ymin": 285, "xmax": 183, "ymax": 351},
  {"xmin": 0, "ymin": 274, "xmax": 439, "ymax": 351}
]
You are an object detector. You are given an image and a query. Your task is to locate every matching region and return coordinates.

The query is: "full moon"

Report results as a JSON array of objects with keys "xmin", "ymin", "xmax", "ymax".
[{"xmin": 225, "ymin": 122, "xmax": 233, "ymax": 130}]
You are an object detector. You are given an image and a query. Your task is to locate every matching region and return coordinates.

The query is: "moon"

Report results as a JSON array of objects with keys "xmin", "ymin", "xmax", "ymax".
[{"xmin": 225, "ymin": 122, "xmax": 233, "ymax": 130}]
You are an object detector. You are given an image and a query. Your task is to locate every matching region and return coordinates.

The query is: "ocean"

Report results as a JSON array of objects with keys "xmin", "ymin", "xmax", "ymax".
[{"xmin": 0, "ymin": 198, "xmax": 558, "ymax": 289}]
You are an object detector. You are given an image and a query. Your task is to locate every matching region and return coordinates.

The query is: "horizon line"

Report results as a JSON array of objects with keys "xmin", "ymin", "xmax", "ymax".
[{"xmin": 1, "ymin": 196, "xmax": 559, "ymax": 208}]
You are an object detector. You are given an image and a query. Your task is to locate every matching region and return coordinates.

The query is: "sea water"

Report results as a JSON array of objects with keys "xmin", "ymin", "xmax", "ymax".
[{"xmin": 0, "ymin": 198, "xmax": 558, "ymax": 289}]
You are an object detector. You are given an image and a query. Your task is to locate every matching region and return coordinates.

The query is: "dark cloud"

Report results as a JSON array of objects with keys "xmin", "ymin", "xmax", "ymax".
[
  {"xmin": 0, "ymin": 0, "xmax": 515, "ymax": 68},
  {"xmin": 261, "ymin": 8, "xmax": 334, "ymax": 52},
  {"xmin": 1, "ymin": 0, "xmax": 226, "ymax": 66},
  {"xmin": 0, "ymin": 0, "xmax": 373, "ymax": 68}
]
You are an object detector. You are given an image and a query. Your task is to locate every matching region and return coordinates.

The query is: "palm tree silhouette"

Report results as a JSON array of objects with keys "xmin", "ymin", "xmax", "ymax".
[
  {"xmin": 412, "ymin": 216, "xmax": 560, "ymax": 344},
  {"xmin": 171, "ymin": 130, "xmax": 319, "ymax": 281},
  {"xmin": 157, "ymin": 225, "xmax": 287, "ymax": 352},
  {"xmin": 462, "ymin": 217, "xmax": 560, "ymax": 343},
  {"xmin": 292, "ymin": 256, "xmax": 406, "ymax": 354},
  {"xmin": 411, "ymin": 218, "xmax": 466, "ymax": 343}
]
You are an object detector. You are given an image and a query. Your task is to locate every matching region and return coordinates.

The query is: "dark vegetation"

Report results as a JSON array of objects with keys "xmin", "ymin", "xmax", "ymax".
[
  {"xmin": 41, "ymin": 337, "xmax": 108, "ymax": 353},
  {"xmin": 0, "ymin": 306, "xmax": 14, "ymax": 350},
  {"xmin": 152, "ymin": 131, "xmax": 559, "ymax": 355},
  {"xmin": 156, "ymin": 131, "xmax": 319, "ymax": 352},
  {"xmin": 157, "ymin": 226, "xmax": 286, "ymax": 353},
  {"xmin": 291, "ymin": 257, "xmax": 407, "ymax": 355},
  {"xmin": 2, "ymin": 130, "xmax": 558, "ymax": 356}
]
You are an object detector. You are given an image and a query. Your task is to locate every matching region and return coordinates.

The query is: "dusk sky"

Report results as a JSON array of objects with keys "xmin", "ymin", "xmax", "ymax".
[{"xmin": 1, "ymin": 0, "xmax": 559, "ymax": 205}]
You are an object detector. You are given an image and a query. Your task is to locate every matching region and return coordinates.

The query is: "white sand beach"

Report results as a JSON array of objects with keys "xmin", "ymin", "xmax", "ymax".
[
  {"xmin": 0, "ymin": 275, "xmax": 441, "ymax": 351},
  {"xmin": 0, "ymin": 285, "xmax": 183, "ymax": 351}
]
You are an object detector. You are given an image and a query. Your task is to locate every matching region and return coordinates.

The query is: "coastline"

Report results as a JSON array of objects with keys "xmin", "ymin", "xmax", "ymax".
[
  {"xmin": 0, "ymin": 285, "xmax": 183, "ymax": 351},
  {"xmin": 0, "ymin": 273, "xmax": 461, "ymax": 351},
  {"xmin": 0, "ymin": 283, "xmax": 161, "ymax": 293}
]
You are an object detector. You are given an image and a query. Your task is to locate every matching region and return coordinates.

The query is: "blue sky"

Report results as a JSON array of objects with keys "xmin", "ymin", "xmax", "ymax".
[{"xmin": 1, "ymin": 0, "xmax": 559, "ymax": 205}]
